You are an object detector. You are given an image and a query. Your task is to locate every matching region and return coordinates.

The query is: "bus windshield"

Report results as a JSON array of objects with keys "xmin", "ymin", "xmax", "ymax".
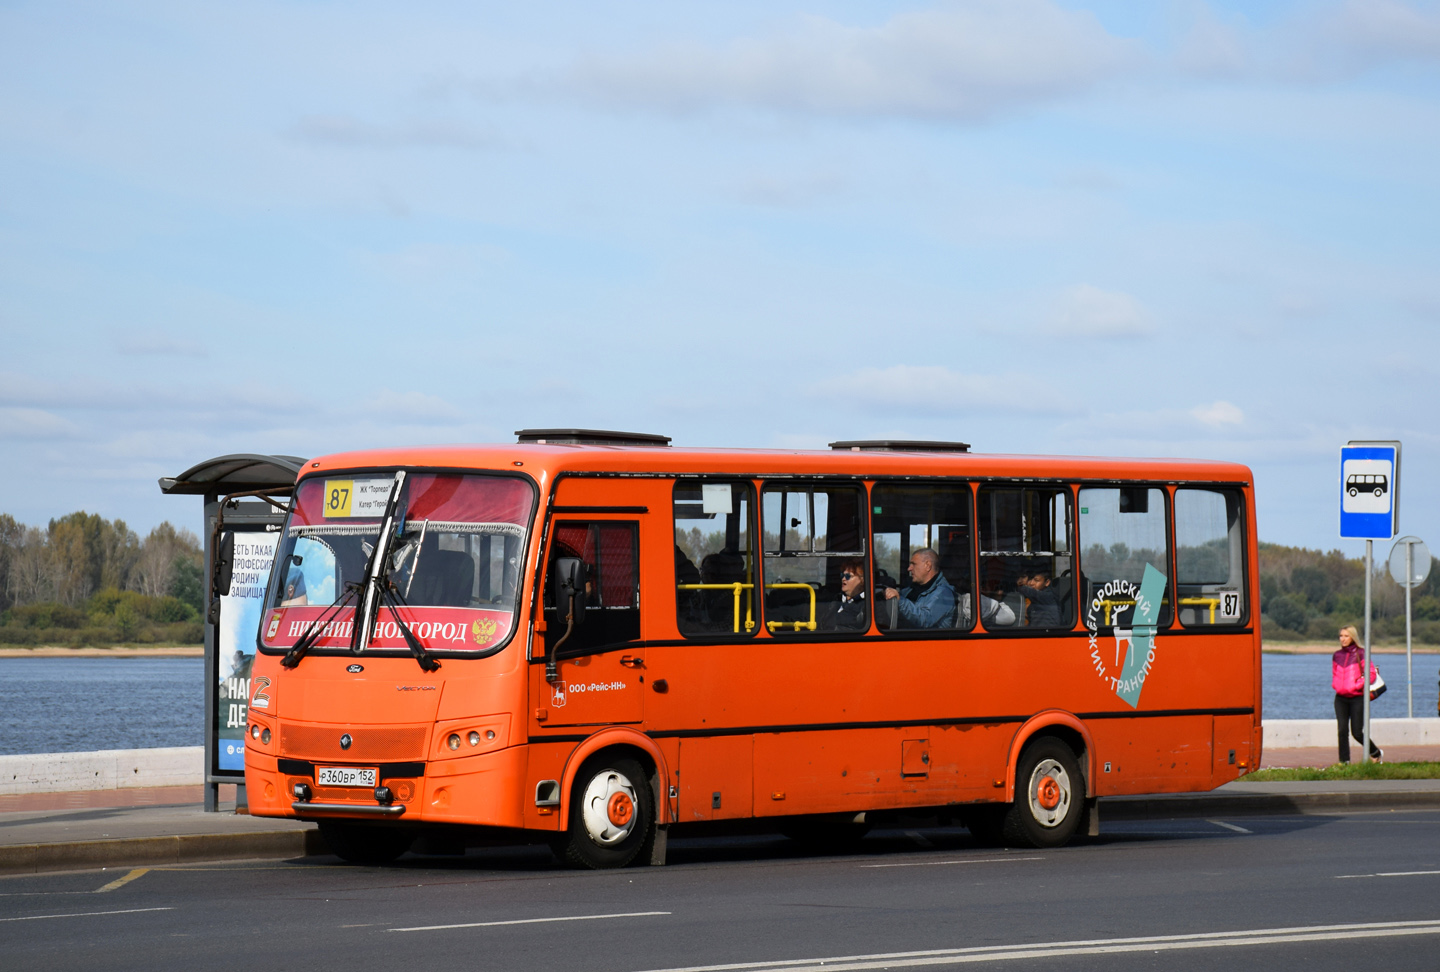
[{"xmin": 258, "ymin": 472, "xmax": 534, "ymax": 655}]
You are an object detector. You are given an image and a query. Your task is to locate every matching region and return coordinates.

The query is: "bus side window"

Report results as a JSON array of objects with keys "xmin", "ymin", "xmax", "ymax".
[
  {"xmin": 1175, "ymin": 488, "xmax": 1247, "ymax": 626},
  {"xmin": 870, "ymin": 483, "xmax": 973, "ymax": 633},
  {"xmin": 977, "ymin": 486, "xmax": 1074, "ymax": 630},
  {"xmin": 542, "ymin": 521, "xmax": 640, "ymax": 656},
  {"xmin": 673, "ymin": 482, "xmax": 757, "ymax": 638},
  {"xmin": 1078, "ymin": 487, "xmax": 1173, "ymax": 629},
  {"xmin": 760, "ymin": 485, "xmax": 867, "ymax": 635}
]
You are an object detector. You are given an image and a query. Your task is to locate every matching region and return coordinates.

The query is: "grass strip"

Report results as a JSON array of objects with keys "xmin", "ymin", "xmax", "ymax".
[{"xmin": 1245, "ymin": 761, "xmax": 1440, "ymax": 781}]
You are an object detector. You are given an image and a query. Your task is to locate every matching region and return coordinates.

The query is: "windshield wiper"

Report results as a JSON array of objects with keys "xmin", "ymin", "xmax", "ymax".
[
  {"xmin": 281, "ymin": 584, "xmax": 358, "ymax": 670},
  {"xmin": 347, "ymin": 471, "xmax": 440, "ymax": 673},
  {"xmin": 350, "ymin": 471, "xmax": 407, "ymax": 655},
  {"xmin": 381, "ymin": 585, "xmax": 442, "ymax": 673}
]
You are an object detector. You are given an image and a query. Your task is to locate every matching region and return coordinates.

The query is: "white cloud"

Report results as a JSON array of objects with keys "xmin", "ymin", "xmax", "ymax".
[
  {"xmin": 1315, "ymin": 0, "xmax": 1440, "ymax": 71},
  {"xmin": 1172, "ymin": 0, "xmax": 1440, "ymax": 82},
  {"xmin": 563, "ymin": 0, "xmax": 1139, "ymax": 121},
  {"xmin": 0, "ymin": 407, "xmax": 81, "ymax": 440},
  {"xmin": 114, "ymin": 328, "xmax": 208, "ymax": 357},
  {"xmin": 811, "ymin": 365, "xmax": 1073, "ymax": 415},
  {"xmin": 364, "ymin": 389, "xmax": 466, "ymax": 425},
  {"xmin": 288, "ymin": 115, "xmax": 503, "ymax": 150},
  {"xmin": 1191, "ymin": 400, "xmax": 1246, "ymax": 427},
  {"xmin": 1047, "ymin": 284, "xmax": 1153, "ymax": 338}
]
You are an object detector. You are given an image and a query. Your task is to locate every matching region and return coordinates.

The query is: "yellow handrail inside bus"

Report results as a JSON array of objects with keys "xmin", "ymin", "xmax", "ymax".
[
  {"xmin": 677, "ymin": 583, "xmax": 756, "ymax": 633},
  {"xmin": 1178, "ymin": 596, "xmax": 1220, "ymax": 623},
  {"xmin": 1097, "ymin": 598, "xmax": 1134, "ymax": 626},
  {"xmin": 763, "ymin": 583, "xmax": 817, "ymax": 632}
]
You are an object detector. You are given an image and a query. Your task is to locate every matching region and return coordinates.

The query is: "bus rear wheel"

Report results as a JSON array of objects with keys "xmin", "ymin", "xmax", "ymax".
[
  {"xmin": 556, "ymin": 756, "xmax": 655, "ymax": 869},
  {"xmin": 1001, "ymin": 738, "xmax": 1083, "ymax": 849},
  {"xmin": 318, "ymin": 821, "xmax": 414, "ymax": 865}
]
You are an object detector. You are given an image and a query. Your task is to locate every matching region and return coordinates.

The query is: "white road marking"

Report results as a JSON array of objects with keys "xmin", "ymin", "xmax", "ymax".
[
  {"xmin": 632, "ymin": 919, "xmax": 1440, "ymax": 972},
  {"xmin": 1207, "ymin": 820, "xmax": 1252, "ymax": 834},
  {"xmin": 905, "ymin": 831, "xmax": 935, "ymax": 849},
  {"xmin": 1336, "ymin": 870, "xmax": 1440, "ymax": 879},
  {"xmin": 96, "ymin": 869, "xmax": 150, "ymax": 893},
  {"xmin": 860, "ymin": 857, "xmax": 1043, "ymax": 869},
  {"xmin": 0, "ymin": 907, "xmax": 173, "ymax": 923},
  {"xmin": 389, "ymin": 910, "xmax": 671, "ymax": 933}
]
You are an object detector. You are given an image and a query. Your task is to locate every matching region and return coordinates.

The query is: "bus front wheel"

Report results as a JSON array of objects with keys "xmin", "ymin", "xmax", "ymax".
[
  {"xmin": 1002, "ymin": 738, "xmax": 1083, "ymax": 848},
  {"xmin": 318, "ymin": 821, "xmax": 413, "ymax": 865},
  {"xmin": 556, "ymin": 756, "xmax": 655, "ymax": 869}
]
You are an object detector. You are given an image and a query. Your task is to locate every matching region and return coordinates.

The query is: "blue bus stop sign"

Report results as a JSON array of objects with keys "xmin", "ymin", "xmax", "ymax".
[{"xmin": 1340, "ymin": 440, "xmax": 1400, "ymax": 540}]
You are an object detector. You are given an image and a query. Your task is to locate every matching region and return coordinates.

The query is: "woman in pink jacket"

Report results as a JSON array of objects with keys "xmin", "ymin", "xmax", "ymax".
[{"xmin": 1332, "ymin": 625, "xmax": 1382, "ymax": 763}]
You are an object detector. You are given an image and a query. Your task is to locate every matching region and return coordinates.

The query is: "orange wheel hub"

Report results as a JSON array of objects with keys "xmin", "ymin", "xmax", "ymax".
[
  {"xmin": 1036, "ymin": 776, "xmax": 1062, "ymax": 810},
  {"xmin": 607, "ymin": 791, "xmax": 635, "ymax": 826}
]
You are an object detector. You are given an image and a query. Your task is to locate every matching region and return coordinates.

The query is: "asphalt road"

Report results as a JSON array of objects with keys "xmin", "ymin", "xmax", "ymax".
[{"xmin": 3, "ymin": 811, "xmax": 1439, "ymax": 972}]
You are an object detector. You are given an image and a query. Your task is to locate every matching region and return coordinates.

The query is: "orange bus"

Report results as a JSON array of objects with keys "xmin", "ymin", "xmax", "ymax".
[{"xmin": 242, "ymin": 430, "xmax": 1261, "ymax": 867}]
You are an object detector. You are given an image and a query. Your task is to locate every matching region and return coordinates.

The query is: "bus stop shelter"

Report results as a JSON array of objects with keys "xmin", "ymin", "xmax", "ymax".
[{"xmin": 160, "ymin": 454, "xmax": 306, "ymax": 810}]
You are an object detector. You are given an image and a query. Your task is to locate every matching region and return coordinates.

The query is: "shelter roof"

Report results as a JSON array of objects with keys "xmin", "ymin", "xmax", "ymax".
[{"xmin": 158, "ymin": 454, "xmax": 308, "ymax": 496}]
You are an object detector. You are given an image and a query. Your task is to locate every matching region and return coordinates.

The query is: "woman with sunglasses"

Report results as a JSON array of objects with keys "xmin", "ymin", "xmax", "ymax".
[{"xmin": 820, "ymin": 559, "xmax": 869, "ymax": 632}]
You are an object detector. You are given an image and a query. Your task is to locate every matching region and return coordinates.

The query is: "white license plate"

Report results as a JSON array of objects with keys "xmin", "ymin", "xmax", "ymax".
[{"xmin": 317, "ymin": 766, "xmax": 377, "ymax": 788}]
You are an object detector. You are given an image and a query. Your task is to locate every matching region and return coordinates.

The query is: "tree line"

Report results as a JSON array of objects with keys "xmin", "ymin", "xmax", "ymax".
[
  {"xmin": 1259, "ymin": 542, "xmax": 1440, "ymax": 644},
  {"xmin": 3, "ymin": 511, "xmax": 1436, "ymax": 647},
  {"xmin": 0, "ymin": 512, "xmax": 205, "ymax": 646}
]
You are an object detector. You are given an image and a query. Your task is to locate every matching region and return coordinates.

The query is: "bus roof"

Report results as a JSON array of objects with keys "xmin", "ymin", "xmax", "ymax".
[{"xmin": 295, "ymin": 443, "xmax": 1253, "ymax": 485}]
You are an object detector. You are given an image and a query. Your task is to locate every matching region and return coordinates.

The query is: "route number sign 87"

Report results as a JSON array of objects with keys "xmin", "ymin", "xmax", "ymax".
[{"xmin": 323, "ymin": 480, "xmax": 353, "ymax": 518}]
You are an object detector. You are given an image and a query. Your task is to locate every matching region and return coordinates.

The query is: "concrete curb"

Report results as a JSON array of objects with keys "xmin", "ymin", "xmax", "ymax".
[
  {"xmin": 1102, "ymin": 789, "xmax": 1440, "ymax": 820},
  {"xmin": 0, "ymin": 828, "xmax": 327, "ymax": 876}
]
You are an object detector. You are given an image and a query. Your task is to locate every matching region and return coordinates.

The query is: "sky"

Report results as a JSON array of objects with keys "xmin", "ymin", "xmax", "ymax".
[{"xmin": 1, "ymin": 0, "xmax": 1438, "ymax": 558}]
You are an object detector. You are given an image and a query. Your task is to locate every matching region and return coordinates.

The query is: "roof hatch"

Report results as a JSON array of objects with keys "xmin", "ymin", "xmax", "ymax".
[
  {"xmin": 828, "ymin": 440, "xmax": 971, "ymax": 453},
  {"xmin": 515, "ymin": 429, "xmax": 672, "ymax": 447}
]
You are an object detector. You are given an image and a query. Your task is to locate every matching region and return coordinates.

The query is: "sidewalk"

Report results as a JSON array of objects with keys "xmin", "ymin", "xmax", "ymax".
[
  {"xmin": 0, "ymin": 801, "xmax": 320, "ymax": 875},
  {"xmin": 1262, "ymin": 745, "xmax": 1440, "ymax": 768}
]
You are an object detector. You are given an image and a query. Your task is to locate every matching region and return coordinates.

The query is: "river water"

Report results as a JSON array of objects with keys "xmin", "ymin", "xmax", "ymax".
[{"xmin": 0, "ymin": 654, "xmax": 1436, "ymax": 756}]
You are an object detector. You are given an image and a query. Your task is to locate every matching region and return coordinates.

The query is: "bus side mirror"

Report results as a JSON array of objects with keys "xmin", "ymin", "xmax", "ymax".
[
  {"xmin": 552, "ymin": 557, "xmax": 589, "ymax": 627},
  {"xmin": 213, "ymin": 532, "xmax": 236, "ymax": 598},
  {"xmin": 208, "ymin": 532, "xmax": 236, "ymax": 625}
]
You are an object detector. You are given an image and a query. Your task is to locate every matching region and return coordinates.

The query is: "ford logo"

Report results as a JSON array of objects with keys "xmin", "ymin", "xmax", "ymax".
[
  {"xmin": 347, "ymin": 664, "xmax": 363, "ymax": 673},
  {"xmin": 340, "ymin": 733, "xmax": 353, "ymax": 750}
]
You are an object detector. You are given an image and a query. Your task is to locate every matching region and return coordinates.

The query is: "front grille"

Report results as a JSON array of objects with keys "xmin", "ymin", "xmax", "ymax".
[{"xmin": 280, "ymin": 724, "xmax": 428, "ymax": 761}]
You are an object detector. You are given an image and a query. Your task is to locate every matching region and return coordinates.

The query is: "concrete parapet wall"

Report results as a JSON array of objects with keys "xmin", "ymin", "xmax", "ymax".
[
  {"xmin": 0, "ymin": 747, "xmax": 203, "ymax": 796},
  {"xmin": 1264, "ymin": 718, "xmax": 1440, "ymax": 749}
]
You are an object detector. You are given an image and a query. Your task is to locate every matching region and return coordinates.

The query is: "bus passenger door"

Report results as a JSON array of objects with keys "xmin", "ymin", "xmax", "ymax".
[{"xmin": 535, "ymin": 519, "xmax": 645, "ymax": 727}]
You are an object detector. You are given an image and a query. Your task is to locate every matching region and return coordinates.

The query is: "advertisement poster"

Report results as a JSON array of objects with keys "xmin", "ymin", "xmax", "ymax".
[{"xmin": 216, "ymin": 531, "xmax": 279, "ymax": 773}]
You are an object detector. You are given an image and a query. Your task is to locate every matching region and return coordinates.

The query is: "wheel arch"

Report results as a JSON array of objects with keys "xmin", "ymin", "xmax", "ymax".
[
  {"xmin": 1004, "ymin": 711, "xmax": 1095, "ymax": 802},
  {"xmin": 557, "ymin": 727, "xmax": 671, "ymax": 831}
]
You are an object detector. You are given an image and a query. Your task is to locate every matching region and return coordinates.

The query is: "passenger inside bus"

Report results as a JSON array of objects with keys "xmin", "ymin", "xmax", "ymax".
[
  {"xmin": 883, "ymin": 548, "xmax": 957, "ymax": 628},
  {"xmin": 818, "ymin": 558, "xmax": 868, "ymax": 632},
  {"xmin": 1016, "ymin": 560, "xmax": 1063, "ymax": 627}
]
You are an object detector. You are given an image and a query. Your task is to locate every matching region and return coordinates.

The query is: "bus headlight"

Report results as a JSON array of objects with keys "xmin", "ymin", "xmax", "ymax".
[{"xmin": 448, "ymin": 733, "xmax": 461, "ymax": 750}]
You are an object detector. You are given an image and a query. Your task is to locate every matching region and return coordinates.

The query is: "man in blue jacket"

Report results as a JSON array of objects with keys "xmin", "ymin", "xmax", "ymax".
[{"xmin": 882, "ymin": 548, "xmax": 956, "ymax": 628}]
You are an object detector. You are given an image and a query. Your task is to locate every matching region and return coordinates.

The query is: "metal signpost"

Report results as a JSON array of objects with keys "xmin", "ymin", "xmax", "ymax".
[
  {"xmin": 1339, "ymin": 441, "xmax": 1400, "ymax": 763},
  {"xmin": 1388, "ymin": 536, "xmax": 1431, "ymax": 718}
]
